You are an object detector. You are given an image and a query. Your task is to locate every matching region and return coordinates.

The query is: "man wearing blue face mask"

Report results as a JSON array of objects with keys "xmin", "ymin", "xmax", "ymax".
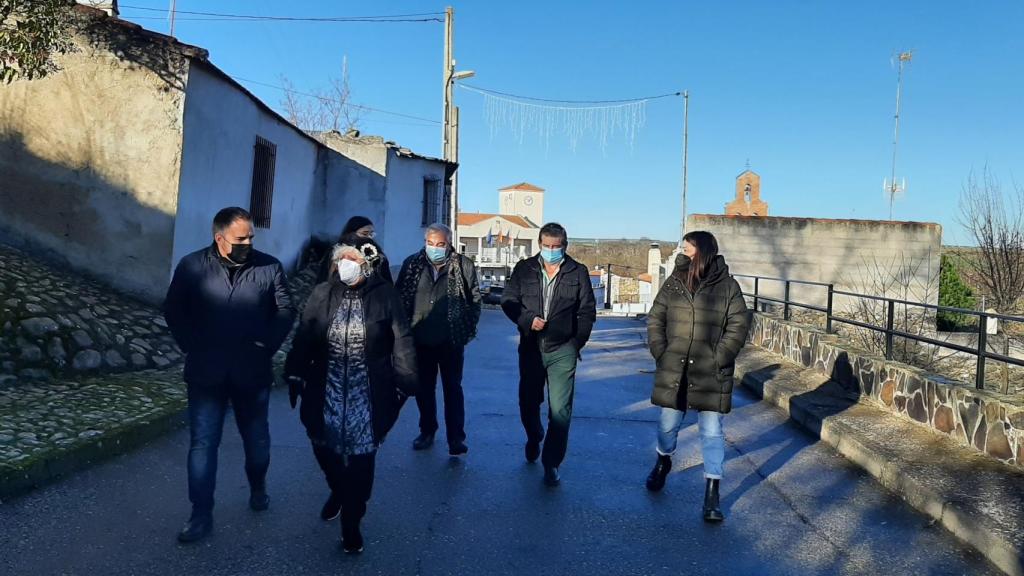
[
  {"xmin": 396, "ymin": 223, "xmax": 481, "ymax": 456},
  {"xmin": 501, "ymin": 222, "xmax": 596, "ymax": 487}
]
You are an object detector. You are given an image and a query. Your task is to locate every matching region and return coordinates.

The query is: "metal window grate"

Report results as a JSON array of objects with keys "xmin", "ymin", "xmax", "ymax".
[
  {"xmin": 249, "ymin": 136, "xmax": 277, "ymax": 229},
  {"xmin": 422, "ymin": 178, "xmax": 442, "ymax": 226}
]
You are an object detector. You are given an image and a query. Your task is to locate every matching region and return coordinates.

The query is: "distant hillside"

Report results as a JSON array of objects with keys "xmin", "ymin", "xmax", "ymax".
[{"xmin": 569, "ymin": 238, "xmax": 677, "ymax": 277}]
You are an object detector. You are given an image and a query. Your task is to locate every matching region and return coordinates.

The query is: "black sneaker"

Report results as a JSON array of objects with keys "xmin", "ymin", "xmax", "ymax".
[
  {"xmin": 524, "ymin": 440, "xmax": 541, "ymax": 464},
  {"xmin": 448, "ymin": 441, "xmax": 468, "ymax": 456},
  {"xmin": 412, "ymin": 432, "xmax": 435, "ymax": 451},
  {"xmin": 320, "ymin": 492, "xmax": 342, "ymax": 521},
  {"xmin": 177, "ymin": 514, "xmax": 212, "ymax": 544},
  {"xmin": 249, "ymin": 489, "xmax": 270, "ymax": 512},
  {"xmin": 543, "ymin": 466, "xmax": 561, "ymax": 487}
]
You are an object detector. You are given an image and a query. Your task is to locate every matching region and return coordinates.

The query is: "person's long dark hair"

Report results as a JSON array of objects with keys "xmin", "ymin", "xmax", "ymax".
[
  {"xmin": 682, "ymin": 231, "xmax": 719, "ymax": 293},
  {"xmin": 338, "ymin": 216, "xmax": 373, "ymax": 243}
]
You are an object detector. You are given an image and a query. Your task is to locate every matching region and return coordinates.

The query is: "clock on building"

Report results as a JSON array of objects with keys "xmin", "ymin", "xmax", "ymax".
[{"xmin": 523, "ymin": 195, "xmax": 534, "ymax": 206}]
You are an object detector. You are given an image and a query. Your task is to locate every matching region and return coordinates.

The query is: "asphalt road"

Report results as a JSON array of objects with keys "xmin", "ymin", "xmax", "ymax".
[{"xmin": 0, "ymin": 312, "xmax": 999, "ymax": 575}]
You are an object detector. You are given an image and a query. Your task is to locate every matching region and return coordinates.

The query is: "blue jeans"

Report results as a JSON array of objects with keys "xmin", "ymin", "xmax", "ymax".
[
  {"xmin": 656, "ymin": 408, "xmax": 725, "ymax": 479},
  {"xmin": 187, "ymin": 382, "xmax": 271, "ymax": 516}
]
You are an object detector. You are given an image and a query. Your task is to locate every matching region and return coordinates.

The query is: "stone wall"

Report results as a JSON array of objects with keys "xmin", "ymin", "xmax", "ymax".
[
  {"xmin": 686, "ymin": 214, "xmax": 942, "ymax": 308},
  {"xmin": 747, "ymin": 311, "xmax": 1023, "ymax": 468}
]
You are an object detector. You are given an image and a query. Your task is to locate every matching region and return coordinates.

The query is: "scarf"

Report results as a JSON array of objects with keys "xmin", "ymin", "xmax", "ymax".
[{"xmin": 399, "ymin": 251, "xmax": 478, "ymax": 347}]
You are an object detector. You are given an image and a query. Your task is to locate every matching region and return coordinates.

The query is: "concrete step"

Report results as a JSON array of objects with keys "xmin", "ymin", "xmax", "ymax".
[{"xmin": 735, "ymin": 346, "xmax": 1024, "ymax": 576}]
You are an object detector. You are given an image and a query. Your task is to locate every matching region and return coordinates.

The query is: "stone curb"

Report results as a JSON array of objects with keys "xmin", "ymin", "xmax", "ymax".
[
  {"xmin": 0, "ymin": 401, "xmax": 187, "ymax": 502},
  {"xmin": 736, "ymin": 349, "xmax": 1024, "ymax": 576}
]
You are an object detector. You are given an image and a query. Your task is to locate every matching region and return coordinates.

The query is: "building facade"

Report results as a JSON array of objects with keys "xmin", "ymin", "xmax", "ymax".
[
  {"xmin": 457, "ymin": 182, "xmax": 546, "ymax": 284},
  {"xmin": 0, "ymin": 5, "xmax": 451, "ymax": 302},
  {"xmin": 725, "ymin": 169, "xmax": 769, "ymax": 216}
]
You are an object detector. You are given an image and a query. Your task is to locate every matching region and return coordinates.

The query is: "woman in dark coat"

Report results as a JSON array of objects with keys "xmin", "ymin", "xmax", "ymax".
[
  {"xmin": 317, "ymin": 216, "xmax": 393, "ymax": 284},
  {"xmin": 645, "ymin": 231, "xmax": 750, "ymax": 522},
  {"xmin": 285, "ymin": 239, "xmax": 417, "ymax": 553}
]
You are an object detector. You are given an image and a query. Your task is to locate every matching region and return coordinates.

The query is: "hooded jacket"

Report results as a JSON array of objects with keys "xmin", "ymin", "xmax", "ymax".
[{"xmin": 647, "ymin": 253, "xmax": 750, "ymax": 413}]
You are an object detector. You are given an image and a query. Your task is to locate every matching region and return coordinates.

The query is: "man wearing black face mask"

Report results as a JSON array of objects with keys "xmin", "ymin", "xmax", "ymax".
[{"xmin": 163, "ymin": 207, "xmax": 295, "ymax": 543}]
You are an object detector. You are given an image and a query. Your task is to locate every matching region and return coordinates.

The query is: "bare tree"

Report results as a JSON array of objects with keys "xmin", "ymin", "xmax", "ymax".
[
  {"xmin": 280, "ymin": 56, "xmax": 361, "ymax": 137},
  {"xmin": 957, "ymin": 168, "xmax": 1024, "ymax": 314}
]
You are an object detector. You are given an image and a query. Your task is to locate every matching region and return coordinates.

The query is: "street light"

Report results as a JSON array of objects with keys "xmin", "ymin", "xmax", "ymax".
[{"xmin": 443, "ymin": 64, "xmax": 474, "ymax": 247}]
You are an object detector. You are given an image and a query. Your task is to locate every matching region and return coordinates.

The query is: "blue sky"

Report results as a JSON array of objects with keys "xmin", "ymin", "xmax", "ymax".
[{"xmin": 119, "ymin": 1, "xmax": 1024, "ymax": 245}]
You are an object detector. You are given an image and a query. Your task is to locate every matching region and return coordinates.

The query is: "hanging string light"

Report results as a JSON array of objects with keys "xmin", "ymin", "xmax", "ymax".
[{"xmin": 460, "ymin": 85, "xmax": 680, "ymax": 153}]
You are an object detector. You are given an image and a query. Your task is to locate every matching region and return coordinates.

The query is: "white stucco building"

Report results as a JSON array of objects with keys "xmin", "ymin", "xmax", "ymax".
[
  {"xmin": 457, "ymin": 182, "xmax": 545, "ymax": 284},
  {"xmin": 0, "ymin": 4, "xmax": 452, "ymax": 302}
]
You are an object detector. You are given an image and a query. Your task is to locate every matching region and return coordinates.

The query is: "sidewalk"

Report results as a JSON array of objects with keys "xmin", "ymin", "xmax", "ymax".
[
  {"xmin": 735, "ymin": 346, "xmax": 1024, "ymax": 576},
  {"xmin": 0, "ymin": 367, "xmax": 186, "ymax": 501}
]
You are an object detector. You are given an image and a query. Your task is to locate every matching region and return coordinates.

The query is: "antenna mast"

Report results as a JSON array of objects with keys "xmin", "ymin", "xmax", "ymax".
[{"xmin": 885, "ymin": 50, "xmax": 913, "ymax": 220}]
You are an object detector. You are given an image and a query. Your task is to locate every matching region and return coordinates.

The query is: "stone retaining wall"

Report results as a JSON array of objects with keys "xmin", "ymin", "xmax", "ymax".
[{"xmin": 748, "ymin": 312, "xmax": 1024, "ymax": 468}]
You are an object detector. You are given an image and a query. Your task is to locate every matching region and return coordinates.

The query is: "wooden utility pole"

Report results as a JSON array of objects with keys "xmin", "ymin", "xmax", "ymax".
[{"xmin": 679, "ymin": 90, "xmax": 689, "ymax": 248}]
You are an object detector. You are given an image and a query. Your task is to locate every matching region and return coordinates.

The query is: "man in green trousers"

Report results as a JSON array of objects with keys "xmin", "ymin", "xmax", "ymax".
[{"xmin": 501, "ymin": 223, "xmax": 597, "ymax": 487}]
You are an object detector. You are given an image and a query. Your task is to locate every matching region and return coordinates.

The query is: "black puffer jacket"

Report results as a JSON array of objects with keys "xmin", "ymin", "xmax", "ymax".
[
  {"xmin": 648, "ymin": 254, "xmax": 750, "ymax": 413},
  {"xmin": 284, "ymin": 275, "xmax": 418, "ymax": 443}
]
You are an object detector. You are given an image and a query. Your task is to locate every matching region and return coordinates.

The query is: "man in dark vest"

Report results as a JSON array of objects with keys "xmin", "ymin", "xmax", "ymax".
[
  {"xmin": 164, "ymin": 207, "xmax": 295, "ymax": 543},
  {"xmin": 397, "ymin": 223, "xmax": 481, "ymax": 456},
  {"xmin": 501, "ymin": 222, "xmax": 596, "ymax": 487}
]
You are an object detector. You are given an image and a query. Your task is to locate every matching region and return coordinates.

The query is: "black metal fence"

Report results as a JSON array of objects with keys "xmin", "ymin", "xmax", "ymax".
[{"xmin": 733, "ymin": 274, "xmax": 1024, "ymax": 390}]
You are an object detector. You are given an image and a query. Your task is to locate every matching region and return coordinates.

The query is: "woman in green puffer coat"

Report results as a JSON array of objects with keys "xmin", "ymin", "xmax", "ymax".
[{"xmin": 645, "ymin": 231, "xmax": 750, "ymax": 522}]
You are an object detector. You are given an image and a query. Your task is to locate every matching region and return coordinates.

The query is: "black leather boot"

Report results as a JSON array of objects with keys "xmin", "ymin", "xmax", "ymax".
[
  {"xmin": 645, "ymin": 454, "xmax": 672, "ymax": 492},
  {"xmin": 341, "ymin": 517, "xmax": 364, "ymax": 554},
  {"xmin": 703, "ymin": 478, "xmax": 724, "ymax": 522}
]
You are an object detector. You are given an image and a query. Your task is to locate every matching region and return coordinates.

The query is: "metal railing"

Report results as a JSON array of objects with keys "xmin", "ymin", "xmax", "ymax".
[{"xmin": 733, "ymin": 273, "xmax": 1024, "ymax": 390}]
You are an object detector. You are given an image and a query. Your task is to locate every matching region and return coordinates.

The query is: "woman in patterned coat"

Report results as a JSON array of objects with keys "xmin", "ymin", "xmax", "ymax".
[{"xmin": 285, "ymin": 240, "xmax": 418, "ymax": 554}]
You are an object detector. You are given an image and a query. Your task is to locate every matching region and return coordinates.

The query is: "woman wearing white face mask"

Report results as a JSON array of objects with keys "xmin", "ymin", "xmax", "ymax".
[{"xmin": 285, "ymin": 239, "xmax": 418, "ymax": 554}]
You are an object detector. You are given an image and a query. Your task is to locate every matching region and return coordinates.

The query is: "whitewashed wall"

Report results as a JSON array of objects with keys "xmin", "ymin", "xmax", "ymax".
[{"xmin": 173, "ymin": 63, "xmax": 320, "ymax": 273}]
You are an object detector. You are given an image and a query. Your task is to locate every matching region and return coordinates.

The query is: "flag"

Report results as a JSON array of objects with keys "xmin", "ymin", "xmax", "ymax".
[
  {"xmin": 486, "ymin": 227, "xmax": 494, "ymax": 247},
  {"xmin": 498, "ymin": 227, "xmax": 506, "ymax": 245}
]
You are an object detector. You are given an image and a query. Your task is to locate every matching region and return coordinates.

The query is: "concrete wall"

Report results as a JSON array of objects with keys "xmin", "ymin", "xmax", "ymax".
[
  {"xmin": 0, "ymin": 32, "xmax": 188, "ymax": 302},
  {"xmin": 378, "ymin": 152, "xmax": 447, "ymax": 265},
  {"xmin": 685, "ymin": 215, "xmax": 942, "ymax": 309},
  {"xmin": 319, "ymin": 147, "xmax": 387, "ymax": 242},
  {"xmin": 173, "ymin": 63, "xmax": 320, "ymax": 273}
]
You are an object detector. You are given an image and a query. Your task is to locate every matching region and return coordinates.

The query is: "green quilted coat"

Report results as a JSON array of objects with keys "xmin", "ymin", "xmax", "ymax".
[{"xmin": 647, "ymin": 254, "xmax": 750, "ymax": 413}]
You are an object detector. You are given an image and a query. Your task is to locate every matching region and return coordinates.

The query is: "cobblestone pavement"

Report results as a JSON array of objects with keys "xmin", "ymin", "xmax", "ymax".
[
  {"xmin": 0, "ymin": 313, "xmax": 1001, "ymax": 575},
  {"xmin": 0, "ymin": 260, "xmax": 318, "ymax": 498},
  {"xmin": 0, "ymin": 244, "xmax": 320, "ymax": 387},
  {"xmin": 0, "ymin": 244, "xmax": 180, "ymax": 384}
]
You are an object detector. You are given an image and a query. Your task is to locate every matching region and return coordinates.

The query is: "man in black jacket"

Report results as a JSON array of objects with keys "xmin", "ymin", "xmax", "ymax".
[
  {"xmin": 501, "ymin": 223, "xmax": 596, "ymax": 487},
  {"xmin": 163, "ymin": 207, "xmax": 295, "ymax": 543},
  {"xmin": 396, "ymin": 223, "xmax": 481, "ymax": 456}
]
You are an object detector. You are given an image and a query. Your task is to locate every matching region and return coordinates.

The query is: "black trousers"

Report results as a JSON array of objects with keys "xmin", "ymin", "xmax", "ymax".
[
  {"xmin": 414, "ymin": 343, "xmax": 466, "ymax": 444},
  {"xmin": 312, "ymin": 445, "xmax": 376, "ymax": 528}
]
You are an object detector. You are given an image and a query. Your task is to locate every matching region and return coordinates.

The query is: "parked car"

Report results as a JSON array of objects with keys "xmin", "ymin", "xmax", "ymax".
[{"xmin": 482, "ymin": 285, "xmax": 504, "ymax": 305}]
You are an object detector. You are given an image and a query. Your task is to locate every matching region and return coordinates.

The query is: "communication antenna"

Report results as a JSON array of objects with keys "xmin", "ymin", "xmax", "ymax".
[
  {"xmin": 884, "ymin": 50, "xmax": 913, "ymax": 220},
  {"xmin": 168, "ymin": 0, "xmax": 177, "ymax": 37}
]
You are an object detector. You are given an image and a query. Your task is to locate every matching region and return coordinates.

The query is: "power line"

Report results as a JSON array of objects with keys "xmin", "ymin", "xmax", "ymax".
[
  {"xmin": 230, "ymin": 75, "xmax": 441, "ymax": 125},
  {"xmin": 460, "ymin": 83, "xmax": 682, "ymax": 105},
  {"xmin": 120, "ymin": 5, "xmax": 444, "ymax": 23}
]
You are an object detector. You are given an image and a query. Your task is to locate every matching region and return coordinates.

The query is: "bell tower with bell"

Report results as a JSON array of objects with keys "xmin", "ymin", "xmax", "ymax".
[{"xmin": 725, "ymin": 163, "xmax": 769, "ymax": 216}]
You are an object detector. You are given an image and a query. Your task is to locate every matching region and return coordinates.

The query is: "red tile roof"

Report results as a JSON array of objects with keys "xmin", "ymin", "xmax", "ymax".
[
  {"xmin": 499, "ymin": 182, "xmax": 545, "ymax": 193},
  {"xmin": 638, "ymin": 273, "xmax": 653, "ymax": 283},
  {"xmin": 457, "ymin": 213, "xmax": 536, "ymax": 228}
]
